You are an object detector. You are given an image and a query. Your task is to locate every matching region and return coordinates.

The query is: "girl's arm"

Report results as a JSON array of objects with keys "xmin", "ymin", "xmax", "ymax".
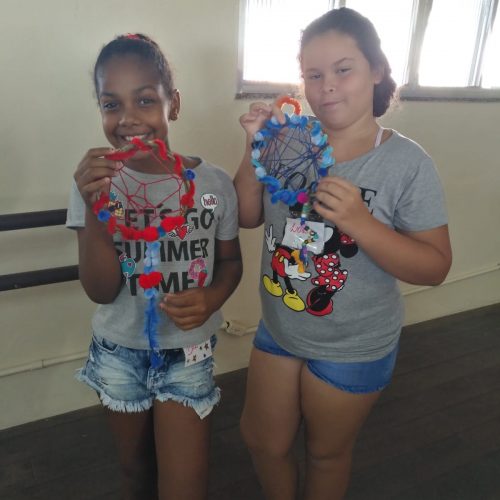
[
  {"xmin": 74, "ymin": 148, "xmax": 123, "ymax": 303},
  {"xmin": 160, "ymin": 238, "xmax": 243, "ymax": 330},
  {"xmin": 233, "ymin": 138, "xmax": 265, "ymax": 228},
  {"xmin": 76, "ymin": 213, "xmax": 123, "ymax": 304},
  {"xmin": 205, "ymin": 237, "xmax": 243, "ymax": 311},
  {"xmin": 314, "ymin": 177, "xmax": 452, "ymax": 286},
  {"xmin": 234, "ymin": 101, "xmax": 286, "ymax": 228},
  {"xmin": 352, "ymin": 221, "xmax": 450, "ymax": 286}
]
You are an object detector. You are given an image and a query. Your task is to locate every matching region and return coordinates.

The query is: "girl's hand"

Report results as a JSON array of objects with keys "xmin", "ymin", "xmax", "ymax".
[
  {"xmin": 314, "ymin": 176, "xmax": 372, "ymax": 236},
  {"xmin": 160, "ymin": 238, "xmax": 242, "ymax": 331},
  {"xmin": 159, "ymin": 288, "xmax": 217, "ymax": 331},
  {"xmin": 74, "ymin": 147, "xmax": 119, "ymax": 209},
  {"xmin": 239, "ymin": 96, "xmax": 287, "ymax": 139}
]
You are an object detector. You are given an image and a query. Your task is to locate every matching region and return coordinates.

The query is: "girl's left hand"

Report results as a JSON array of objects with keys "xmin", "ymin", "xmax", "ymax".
[
  {"xmin": 159, "ymin": 288, "xmax": 216, "ymax": 331},
  {"xmin": 313, "ymin": 176, "xmax": 371, "ymax": 235}
]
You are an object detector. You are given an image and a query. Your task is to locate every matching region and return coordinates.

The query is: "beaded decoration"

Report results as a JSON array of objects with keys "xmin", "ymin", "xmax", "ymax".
[
  {"xmin": 251, "ymin": 96, "xmax": 334, "ymax": 225},
  {"xmin": 92, "ymin": 137, "xmax": 196, "ymax": 367}
]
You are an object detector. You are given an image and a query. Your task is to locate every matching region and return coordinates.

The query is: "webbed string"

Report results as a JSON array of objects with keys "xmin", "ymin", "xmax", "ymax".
[{"xmin": 251, "ymin": 98, "xmax": 334, "ymax": 208}]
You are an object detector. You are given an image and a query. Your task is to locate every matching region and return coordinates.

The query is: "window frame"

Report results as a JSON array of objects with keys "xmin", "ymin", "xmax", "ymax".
[{"xmin": 237, "ymin": 0, "xmax": 500, "ymax": 101}]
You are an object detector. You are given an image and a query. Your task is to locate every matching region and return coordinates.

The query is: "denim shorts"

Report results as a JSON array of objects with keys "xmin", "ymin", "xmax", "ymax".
[
  {"xmin": 76, "ymin": 334, "xmax": 220, "ymax": 419},
  {"xmin": 253, "ymin": 321, "xmax": 398, "ymax": 394}
]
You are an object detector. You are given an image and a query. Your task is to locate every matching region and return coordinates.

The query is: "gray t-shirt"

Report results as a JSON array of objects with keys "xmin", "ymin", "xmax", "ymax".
[
  {"xmin": 260, "ymin": 130, "xmax": 448, "ymax": 362},
  {"xmin": 67, "ymin": 159, "xmax": 239, "ymax": 350}
]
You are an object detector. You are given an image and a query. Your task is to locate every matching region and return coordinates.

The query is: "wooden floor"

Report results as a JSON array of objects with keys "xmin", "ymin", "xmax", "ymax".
[{"xmin": 2, "ymin": 303, "xmax": 500, "ymax": 500}]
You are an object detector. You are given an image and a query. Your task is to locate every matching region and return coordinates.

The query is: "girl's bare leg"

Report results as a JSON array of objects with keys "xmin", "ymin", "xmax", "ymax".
[
  {"xmin": 106, "ymin": 409, "xmax": 158, "ymax": 500},
  {"xmin": 154, "ymin": 400, "xmax": 211, "ymax": 500},
  {"xmin": 240, "ymin": 348, "xmax": 303, "ymax": 500},
  {"xmin": 300, "ymin": 367, "xmax": 381, "ymax": 500}
]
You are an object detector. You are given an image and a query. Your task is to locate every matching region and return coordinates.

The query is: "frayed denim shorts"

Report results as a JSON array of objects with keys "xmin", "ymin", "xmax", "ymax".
[
  {"xmin": 76, "ymin": 334, "xmax": 219, "ymax": 419},
  {"xmin": 254, "ymin": 321, "xmax": 398, "ymax": 394}
]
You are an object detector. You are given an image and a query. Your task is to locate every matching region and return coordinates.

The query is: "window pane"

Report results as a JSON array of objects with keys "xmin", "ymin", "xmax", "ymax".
[
  {"xmin": 419, "ymin": 0, "xmax": 483, "ymax": 87},
  {"xmin": 345, "ymin": 0, "xmax": 414, "ymax": 86},
  {"xmin": 482, "ymin": 10, "xmax": 500, "ymax": 88},
  {"xmin": 242, "ymin": 0, "xmax": 331, "ymax": 84}
]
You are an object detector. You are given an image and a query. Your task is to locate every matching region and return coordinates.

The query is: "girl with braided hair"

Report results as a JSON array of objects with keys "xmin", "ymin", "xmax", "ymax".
[{"xmin": 67, "ymin": 34, "xmax": 242, "ymax": 500}]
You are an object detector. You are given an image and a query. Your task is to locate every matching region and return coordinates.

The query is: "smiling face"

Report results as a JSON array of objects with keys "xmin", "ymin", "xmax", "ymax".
[
  {"xmin": 301, "ymin": 30, "xmax": 382, "ymax": 133},
  {"xmin": 96, "ymin": 54, "xmax": 179, "ymax": 169}
]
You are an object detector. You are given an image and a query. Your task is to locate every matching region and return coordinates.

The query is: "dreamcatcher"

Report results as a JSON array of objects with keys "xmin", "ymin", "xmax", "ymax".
[
  {"xmin": 92, "ymin": 137, "xmax": 196, "ymax": 367},
  {"xmin": 251, "ymin": 96, "xmax": 335, "ymax": 264}
]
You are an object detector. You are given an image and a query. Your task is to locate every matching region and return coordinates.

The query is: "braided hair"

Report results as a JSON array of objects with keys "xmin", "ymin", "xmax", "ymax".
[{"xmin": 93, "ymin": 34, "xmax": 175, "ymax": 98}]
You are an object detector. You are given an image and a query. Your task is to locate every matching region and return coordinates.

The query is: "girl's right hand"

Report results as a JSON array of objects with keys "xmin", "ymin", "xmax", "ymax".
[
  {"xmin": 74, "ymin": 148, "xmax": 118, "ymax": 208},
  {"xmin": 239, "ymin": 97, "xmax": 287, "ymax": 139}
]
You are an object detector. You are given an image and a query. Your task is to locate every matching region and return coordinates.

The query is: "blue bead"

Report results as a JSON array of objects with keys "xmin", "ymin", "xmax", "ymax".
[
  {"xmin": 311, "ymin": 122, "xmax": 321, "ymax": 135},
  {"xmin": 286, "ymin": 192, "xmax": 298, "ymax": 206},
  {"xmin": 184, "ymin": 169, "xmax": 196, "ymax": 180},
  {"xmin": 280, "ymin": 191, "xmax": 291, "ymax": 203},
  {"xmin": 98, "ymin": 210, "xmax": 111, "ymax": 222},
  {"xmin": 255, "ymin": 167, "xmax": 266, "ymax": 178}
]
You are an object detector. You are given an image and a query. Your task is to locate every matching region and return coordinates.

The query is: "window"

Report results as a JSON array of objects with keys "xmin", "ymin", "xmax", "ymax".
[{"xmin": 238, "ymin": 0, "xmax": 500, "ymax": 100}]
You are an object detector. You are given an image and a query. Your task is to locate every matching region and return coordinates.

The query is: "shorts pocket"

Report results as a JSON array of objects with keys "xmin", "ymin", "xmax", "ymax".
[{"xmin": 92, "ymin": 334, "xmax": 120, "ymax": 354}]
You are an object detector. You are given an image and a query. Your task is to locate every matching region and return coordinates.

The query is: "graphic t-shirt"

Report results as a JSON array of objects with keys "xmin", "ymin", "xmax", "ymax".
[
  {"xmin": 260, "ymin": 130, "xmax": 448, "ymax": 362},
  {"xmin": 66, "ymin": 159, "xmax": 239, "ymax": 350}
]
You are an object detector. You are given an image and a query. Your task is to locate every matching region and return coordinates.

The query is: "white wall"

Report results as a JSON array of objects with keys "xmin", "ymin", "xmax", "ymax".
[{"xmin": 0, "ymin": 0, "xmax": 499, "ymax": 429}]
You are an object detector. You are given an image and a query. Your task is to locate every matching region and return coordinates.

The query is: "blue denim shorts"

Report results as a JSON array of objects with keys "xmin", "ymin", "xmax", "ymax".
[
  {"xmin": 76, "ymin": 334, "xmax": 220, "ymax": 419},
  {"xmin": 254, "ymin": 321, "xmax": 398, "ymax": 394}
]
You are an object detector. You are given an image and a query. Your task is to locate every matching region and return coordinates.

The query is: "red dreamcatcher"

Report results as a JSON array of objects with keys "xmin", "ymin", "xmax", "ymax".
[{"xmin": 92, "ymin": 137, "xmax": 196, "ymax": 367}]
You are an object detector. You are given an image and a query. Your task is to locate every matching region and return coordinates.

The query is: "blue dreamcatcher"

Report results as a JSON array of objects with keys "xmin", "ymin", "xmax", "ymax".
[{"xmin": 251, "ymin": 96, "xmax": 335, "ymax": 223}]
